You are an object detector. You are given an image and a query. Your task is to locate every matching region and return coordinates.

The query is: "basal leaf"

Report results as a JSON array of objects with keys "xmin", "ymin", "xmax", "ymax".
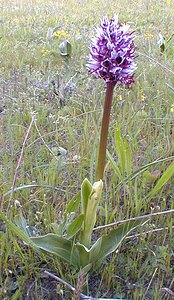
[
  {"xmin": 67, "ymin": 214, "xmax": 84, "ymax": 239},
  {"xmin": 75, "ymin": 243, "xmax": 90, "ymax": 267},
  {"xmin": 51, "ymin": 222, "xmax": 63, "ymax": 236},
  {"xmin": 66, "ymin": 191, "xmax": 81, "ymax": 214},
  {"xmin": 15, "ymin": 211, "xmax": 32, "ymax": 237},
  {"xmin": 90, "ymin": 219, "xmax": 147, "ymax": 265},
  {"xmin": 31, "ymin": 234, "xmax": 79, "ymax": 266},
  {"xmin": 0, "ymin": 210, "xmax": 32, "ymax": 246},
  {"xmin": 89, "ymin": 236, "xmax": 102, "ymax": 263}
]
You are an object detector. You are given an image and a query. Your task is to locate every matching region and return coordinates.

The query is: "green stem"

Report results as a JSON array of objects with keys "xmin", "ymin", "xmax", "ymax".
[{"xmin": 96, "ymin": 82, "xmax": 116, "ymax": 180}]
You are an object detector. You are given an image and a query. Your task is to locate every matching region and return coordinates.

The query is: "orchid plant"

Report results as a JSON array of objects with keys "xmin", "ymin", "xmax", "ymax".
[
  {"xmin": 0, "ymin": 14, "xmax": 148, "ymax": 294},
  {"xmin": 87, "ymin": 14, "xmax": 137, "ymax": 180}
]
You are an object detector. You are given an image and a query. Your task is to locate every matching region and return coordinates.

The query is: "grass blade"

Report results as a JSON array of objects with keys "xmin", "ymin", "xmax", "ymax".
[
  {"xmin": 146, "ymin": 160, "xmax": 174, "ymax": 200},
  {"xmin": 115, "ymin": 125, "xmax": 125, "ymax": 175},
  {"xmin": 107, "ymin": 150, "xmax": 123, "ymax": 180}
]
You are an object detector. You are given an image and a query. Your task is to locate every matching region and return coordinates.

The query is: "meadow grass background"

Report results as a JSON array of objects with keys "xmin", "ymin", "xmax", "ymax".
[{"xmin": 0, "ymin": 0, "xmax": 174, "ymax": 299}]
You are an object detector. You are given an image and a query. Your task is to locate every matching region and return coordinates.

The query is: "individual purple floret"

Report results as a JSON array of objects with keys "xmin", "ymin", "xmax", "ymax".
[{"xmin": 87, "ymin": 15, "xmax": 137, "ymax": 87}]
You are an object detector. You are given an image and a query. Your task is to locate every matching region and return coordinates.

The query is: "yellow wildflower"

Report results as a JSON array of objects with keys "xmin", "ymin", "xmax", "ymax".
[
  {"xmin": 165, "ymin": 0, "xmax": 172, "ymax": 4},
  {"xmin": 141, "ymin": 94, "xmax": 145, "ymax": 101},
  {"xmin": 170, "ymin": 106, "xmax": 174, "ymax": 113},
  {"xmin": 119, "ymin": 94, "xmax": 122, "ymax": 101},
  {"xmin": 144, "ymin": 32, "xmax": 153, "ymax": 39},
  {"xmin": 41, "ymin": 49, "xmax": 51, "ymax": 56},
  {"xmin": 53, "ymin": 30, "xmax": 68, "ymax": 39}
]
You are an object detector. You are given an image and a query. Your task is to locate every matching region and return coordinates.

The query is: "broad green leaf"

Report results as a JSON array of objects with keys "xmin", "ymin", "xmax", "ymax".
[
  {"xmin": 90, "ymin": 219, "xmax": 147, "ymax": 265},
  {"xmin": 14, "ymin": 211, "xmax": 32, "ymax": 237},
  {"xmin": 81, "ymin": 178, "xmax": 92, "ymax": 216},
  {"xmin": 59, "ymin": 40, "xmax": 72, "ymax": 56},
  {"xmin": 115, "ymin": 125, "xmax": 125, "ymax": 175},
  {"xmin": 75, "ymin": 243, "xmax": 90, "ymax": 267},
  {"xmin": 0, "ymin": 210, "xmax": 32, "ymax": 246},
  {"xmin": 89, "ymin": 237, "xmax": 102, "ymax": 263},
  {"xmin": 51, "ymin": 222, "xmax": 63, "ymax": 236},
  {"xmin": 107, "ymin": 150, "xmax": 123, "ymax": 180},
  {"xmin": 146, "ymin": 160, "xmax": 174, "ymax": 200},
  {"xmin": 67, "ymin": 214, "xmax": 84, "ymax": 239},
  {"xmin": 31, "ymin": 234, "xmax": 79, "ymax": 267},
  {"xmin": 66, "ymin": 191, "xmax": 81, "ymax": 214},
  {"xmin": 54, "ymin": 217, "xmax": 69, "ymax": 237}
]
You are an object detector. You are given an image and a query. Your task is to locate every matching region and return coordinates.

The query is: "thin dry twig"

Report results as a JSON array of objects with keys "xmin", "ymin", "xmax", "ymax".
[
  {"xmin": 7, "ymin": 114, "xmax": 36, "ymax": 215},
  {"xmin": 94, "ymin": 209, "xmax": 174, "ymax": 231},
  {"xmin": 161, "ymin": 278, "xmax": 174, "ymax": 299},
  {"xmin": 142, "ymin": 267, "xmax": 158, "ymax": 300},
  {"xmin": 161, "ymin": 288, "xmax": 174, "ymax": 298},
  {"xmin": 126, "ymin": 225, "xmax": 174, "ymax": 240},
  {"xmin": 44, "ymin": 270, "xmax": 122, "ymax": 300},
  {"xmin": 33, "ymin": 118, "xmax": 60, "ymax": 161},
  {"xmin": 44, "ymin": 270, "xmax": 76, "ymax": 293},
  {"xmin": 166, "ymin": 83, "xmax": 174, "ymax": 93},
  {"xmin": 137, "ymin": 52, "xmax": 174, "ymax": 76},
  {"xmin": 44, "ymin": 270, "xmax": 89, "ymax": 299}
]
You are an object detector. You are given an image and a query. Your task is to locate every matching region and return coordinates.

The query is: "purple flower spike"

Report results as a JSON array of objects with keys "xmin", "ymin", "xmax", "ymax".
[{"xmin": 87, "ymin": 15, "xmax": 137, "ymax": 87}]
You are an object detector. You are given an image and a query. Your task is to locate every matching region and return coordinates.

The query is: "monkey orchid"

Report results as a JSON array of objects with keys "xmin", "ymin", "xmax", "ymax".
[
  {"xmin": 87, "ymin": 14, "xmax": 137, "ymax": 180},
  {"xmin": 0, "ymin": 16, "xmax": 149, "ymax": 288}
]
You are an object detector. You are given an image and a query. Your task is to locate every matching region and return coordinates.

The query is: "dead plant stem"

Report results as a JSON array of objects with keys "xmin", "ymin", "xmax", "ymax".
[
  {"xmin": 7, "ymin": 114, "xmax": 36, "ymax": 215},
  {"xmin": 44, "ymin": 270, "xmax": 121, "ymax": 300},
  {"xmin": 94, "ymin": 209, "xmax": 174, "ymax": 231}
]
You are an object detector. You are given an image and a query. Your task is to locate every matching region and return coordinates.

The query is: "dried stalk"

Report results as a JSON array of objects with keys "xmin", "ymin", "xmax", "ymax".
[
  {"xmin": 142, "ymin": 268, "xmax": 158, "ymax": 300},
  {"xmin": 7, "ymin": 114, "xmax": 35, "ymax": 215},
  {"xmin": 94, "ymin": 209, "xmax": 174, "ymax": 231},
  {"xmin": 44, "ymin": 270, "xmax": 123, "ymax": 300}
]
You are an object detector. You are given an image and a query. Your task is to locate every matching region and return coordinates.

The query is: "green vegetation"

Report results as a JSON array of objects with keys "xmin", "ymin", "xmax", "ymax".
[{"xmin": 0, "ymin": 0, "xmax": 174, "ymax": 299}]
